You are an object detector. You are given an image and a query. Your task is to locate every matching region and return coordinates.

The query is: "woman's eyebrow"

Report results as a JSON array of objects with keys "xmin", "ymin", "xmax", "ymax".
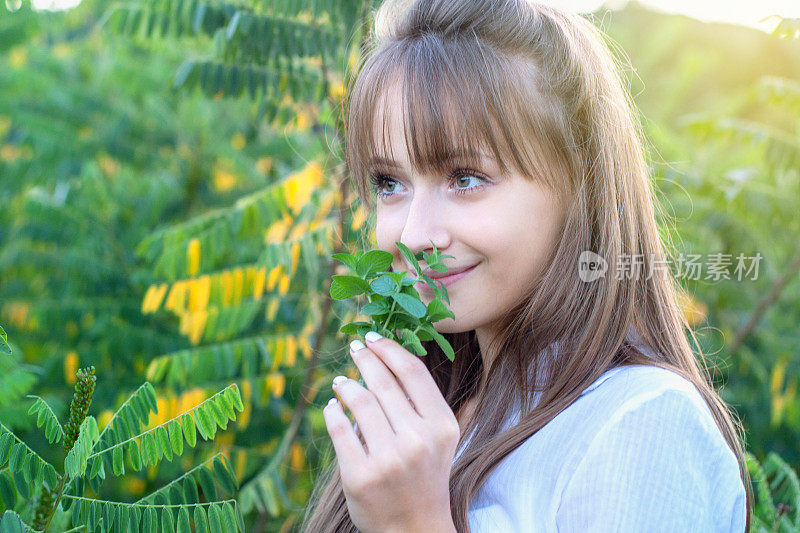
[{"xmin": 368, "ymin": 149, "xmax": 490, "ymax": 169}]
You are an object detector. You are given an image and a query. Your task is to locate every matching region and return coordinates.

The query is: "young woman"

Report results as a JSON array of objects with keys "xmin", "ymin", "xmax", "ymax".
[{"xmin": 301, "ymin": 0, "xmax": 752, "ymax": 531}]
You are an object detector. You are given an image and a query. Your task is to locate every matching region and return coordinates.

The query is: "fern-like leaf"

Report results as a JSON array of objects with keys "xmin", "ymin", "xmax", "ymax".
[
  {"xmin": 63, "ymin": 416, "xmax": 100, "ymax": 479},
  {"xmin": 26, "ymin": 395, "xmax": 64, "ymax": 444}
]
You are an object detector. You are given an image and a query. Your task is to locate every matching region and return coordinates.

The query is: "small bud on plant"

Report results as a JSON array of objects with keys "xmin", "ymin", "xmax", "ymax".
[{"xmin": 63, "ymin": 365, "xmax": 97, "ymax": 452}]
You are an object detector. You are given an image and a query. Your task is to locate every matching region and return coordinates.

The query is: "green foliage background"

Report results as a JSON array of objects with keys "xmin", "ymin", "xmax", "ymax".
[{"xmin": 1, "ymin": 0, "xmax": 798, "ymax": 530}]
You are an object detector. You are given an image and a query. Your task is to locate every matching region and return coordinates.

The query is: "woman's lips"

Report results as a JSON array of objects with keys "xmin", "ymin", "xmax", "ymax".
[{"xmin": 419, "ymin": 263, "xmax": 478, "ymax": 291}]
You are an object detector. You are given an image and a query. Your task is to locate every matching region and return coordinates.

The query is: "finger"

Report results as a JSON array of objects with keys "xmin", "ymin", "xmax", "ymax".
[
  {"xmin": 323, "ymin": 398, "xmax": 367, "ymax": 472},
  {"xmin": 332, "ymin": 375, "xmax": 396, "ymax": 455},
  {"xmin": 362, "ymin": 331, "xmax": 450, "ymax": 419},
  {"xmin": 349, "ymin": 339, "xmax": 419, "ymax": 432}
]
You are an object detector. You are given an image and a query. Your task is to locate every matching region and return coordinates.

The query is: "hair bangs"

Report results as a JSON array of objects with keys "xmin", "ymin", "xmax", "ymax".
[{"xmin": 345, "ymin": 35, "xmax": 568, "ymax": 211}]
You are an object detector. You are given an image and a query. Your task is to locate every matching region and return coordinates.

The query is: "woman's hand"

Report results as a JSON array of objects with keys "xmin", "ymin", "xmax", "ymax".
[{"xmin": 323, "ymin": 330, "xmax": 460, "ymax": 533}]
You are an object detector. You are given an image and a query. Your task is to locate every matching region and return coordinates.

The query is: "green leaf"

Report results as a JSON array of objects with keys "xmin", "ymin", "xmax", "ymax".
[
  {"xmin": 220, "ymin": 501, "xmax": 238, "ymax": 532},
  {"xmin": 206, "ymin": 401, "xmax": 228, "ymax": 430},
  {"xmin": 225, "ymin": 386, "xmax": 243, "ymax": 412},
  {"xmin": 426, "ymin": 299, "xmax": 455, "ymax": 322},
  {"xmin": 356, "ymin": 250, "xmax": 394, "ymax": 277},
  {"xmin": 181, "ymin": 415, "xmax": 197, "ymax": 447},
  {"xmin": 168, "ymin": 420, "xmax": 184, "ymax": 456},
  {"xmin": 0, "ymin": 471, "xmax": 16, "ymax": 509},
  {"xmin": 161, "ymin": 505, "xmax": 175, "ymax": 532},
  {"xmin": 214, "ymin": 457, "xmax": 237, "ymax": 495},
  {"xmin": 112, "ymin": 444, "xmax": 124, "ymax": 476},
  {"xmin": 427, "ymin": 326, "xmax": 455, "ymax": 362},
  {"xmin": 208, "ymin": 504, "xmax": 224, "ymax": 533},
  {"xmin": 0, "ymin": 432, "xmax": 12, "ymax": 465},
  {"xmin": 8, "ymin": 443, "xmax": 24, "ymax": 473},
  {"xmin": 338, "ymin": 321, "xmax": 373, "ymax": 335},
  {"xmin": 0, "ymin": 510, "xmax": 25, "ymax": 533},
  {"xmin": 395, "ymin": 242, "xmax": 419, "ymax": 273},
  {"xmin": 391, "ymin": 293, "xmax": 427, "ymax": 318},
  {"xmin": 330, "ymin": 275, "xmax": 370, "ymax": 300},
  {"xmin": 215, "ymin": 395, "xmax": 236, "ymax": 421},
  {"xmin": 142, "ymin": 432, "xmax": 158, "ymax": 467},
  {"xmin": 360, "ymin": 299, "xmax": 391, "ymax": 316},
  {"xmin": 195, "ymin": 408, "xmax": 214, "ymax": 440},
  {"xmin": 331, "ymin": 252, "xmax": 359, "ymax": 273},
  {"xmin": 0, "ymin": 326, "xmax": 10, "ymax": 355},
  {"xmin": 398, "ymin": 328, "xmax": 427, "ymax": 357},
  {"xmin": 156, "ymin": 426, "xmax": 173, "ymax": 462},
  {"xmin": 370, "ymin": 275, "xmax": 397, "ymax": 296},
  {"xmin": 127, "ymin": 441, "xmax": 142, "ymax": 471},
  {"xmin": 197, "ymin": 467, "xmax": 217, "ymax": 501},
  {"xmin": 193, "ymin": 505, "xmax": 209, "ymax": 533},
  {"xmin": 143, "ymin": 507, "xmax": 157, "ymax": 532},
  {"xmin": 183, "ymin": 477, "xmax": 199, "ymax": 504},
  {"xmin": 177, "ymin": 507, "xmax": 191, "ymax": 533}
]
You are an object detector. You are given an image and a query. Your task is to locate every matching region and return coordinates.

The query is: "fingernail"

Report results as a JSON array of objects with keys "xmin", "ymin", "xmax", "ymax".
[
  {"xmin": 332, "ymin": 375, "xmax": 347, "ymax": 387},
  {"xmin": 364, "ymin": 331, "xmax": 383, "ymax": 343},
  {"xmin": 327, "ymin": 397, "xmax": 338, "ymax": 407},
  {"xmin": 350, "ymin": 339, "xmax": 366, "ymax": 352}
]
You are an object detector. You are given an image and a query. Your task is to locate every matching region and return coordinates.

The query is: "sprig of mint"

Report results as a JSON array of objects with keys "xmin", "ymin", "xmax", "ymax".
[{"xmin": 330, "ymin": 240, "xmax": 456, "ymax": 362}]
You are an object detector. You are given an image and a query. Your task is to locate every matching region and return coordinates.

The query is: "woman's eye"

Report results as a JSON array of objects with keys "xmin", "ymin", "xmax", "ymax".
[{"xmin": 369, "ymin": 170, "xmax": 488, "ymax": 199}]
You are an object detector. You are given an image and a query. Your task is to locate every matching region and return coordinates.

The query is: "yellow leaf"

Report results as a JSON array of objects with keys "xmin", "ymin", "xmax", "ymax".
[
  {"xmin": 221, "ymin": 270, "xmax": 234, "ymax": 307},
  {"xmin": 299, "ymin": 335, "xmax": 313, "ymax": 360},
  {"xmin": 98, "ymin": 409, "xmax": 114, "ymax": 430},
  {"xmin": 142, "ymin": 285, "xmax": 157, "ymax": 314},
  {"xmin": 287, "ymin": 220, "xmax": 308, "ymax": 241},
  {"xmin": 189, "ymin": 276, "xmax": 210, "ymax": 312},
  {"xmin": 253, "ymin": 267, "xmax": 266, "ymax": 300},
  {"xmin": 266, "ymin": 373, "xmax": 285, "ymax": 397},
  {"xmin": 290, "ymin": 241, "xmax": 301, "ymax": 275},
  {"xmin": 232, "ymin": 268, "xmax": 244, "ymax": 305},
  {"xmin": 165, "ymin": 281, "xmax": 187, "ymax": 314},
  {"xmin": 271, "ymin": 338, "xmax": 285, "ymax": 370},
  {"xmin": 235, "ymin": 449, "xmax": 247, "ymax": 479},
  {"xmin": 188, "ymin": 310, "xmax": 208, "ymax": 344},
  {"xmin": 64, "ymin": 351, "xmax": 79, "ymax": 385},
  {"xmin": 187, "ymin": 239, "xmax": 201, "ymax": 276},
  {"xmin": 284, "ymin": 161, "xmax": 324, "ymax": 215},
  {"xmin": 266, "ymin": 298, "xmax": 280, "ymax": 322},
  {"xmin": 179, "ymin": 311, "xmax": 191, "ymax": 336},
  {"xmin": 214, "ymin": 169, "xmax": 237, "ymax": 192},
  {"xmin": 328, "ymin": 81, "xmax": 345, "ymax": 102},
  {"xmin": 771, "ymin": 358, "xmax": 787, "ymax": 395},
  {"xmin": 351, "ymin": 204, "xmax": 368, "ymax": 231},
  {"xmin": 266, "ymin": 265, "xmax": 283, "ymax": 292},
  {"xmin": 290, "ymin": 442, "xmax": 305, "ymax": 470},
  {"xmin": 286, "ymin": 335, "xmax": 297, "ymax": 367},
  {"xmin": 678, "ymin": 291, "xmax": 707, "ymax": 327},
  {"xmin": 265, "ymin": 214, "xmax": 292, "ymax": 244},
  {"xmin": 278, "ymin": 273, "xmax": 290, "ymax": 295}
]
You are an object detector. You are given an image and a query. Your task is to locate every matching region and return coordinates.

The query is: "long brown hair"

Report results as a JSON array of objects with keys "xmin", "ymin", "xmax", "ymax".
[{"xmin": 301, "ymin": 1, "xmax": 752, "ymax": 530}]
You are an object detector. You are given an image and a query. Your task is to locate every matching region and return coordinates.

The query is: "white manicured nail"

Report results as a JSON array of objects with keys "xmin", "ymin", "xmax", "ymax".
[
  {"xmin": 332, "ymin": 375, "xmax": 347, "ymax": 387},
  {"xmin": 350, "ymin": 339, "xmax": 366, "ymax": 351},
  {"xmin": 364, "ymin": 331, "xmax": 383, "ymax": 343}
]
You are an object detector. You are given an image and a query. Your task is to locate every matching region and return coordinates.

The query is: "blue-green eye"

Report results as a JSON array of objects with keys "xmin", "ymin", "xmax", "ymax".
[{"xmin": 368, "ymin": 169, "xmax": 489, "ymax": 199}]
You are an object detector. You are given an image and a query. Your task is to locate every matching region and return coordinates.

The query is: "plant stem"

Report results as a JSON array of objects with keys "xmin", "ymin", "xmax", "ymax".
[
  {"xmin": 381, "ymin": 299, "xmax": 397, "ymax": 332},
  {"xmin": 43, "ymin": 474, "xmax": 66, "ymax": 533}
]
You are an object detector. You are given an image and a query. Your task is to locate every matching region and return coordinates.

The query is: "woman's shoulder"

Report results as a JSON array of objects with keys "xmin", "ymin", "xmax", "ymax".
[{"xmin": 577, "ymin": 363, "xmax": 710, "ymax": 415}]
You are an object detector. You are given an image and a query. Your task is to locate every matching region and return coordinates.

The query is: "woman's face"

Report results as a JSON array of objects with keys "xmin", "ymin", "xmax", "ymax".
[{"xmin": 371, "ymin": 86, "xmax": 567, "ymax": 340}]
